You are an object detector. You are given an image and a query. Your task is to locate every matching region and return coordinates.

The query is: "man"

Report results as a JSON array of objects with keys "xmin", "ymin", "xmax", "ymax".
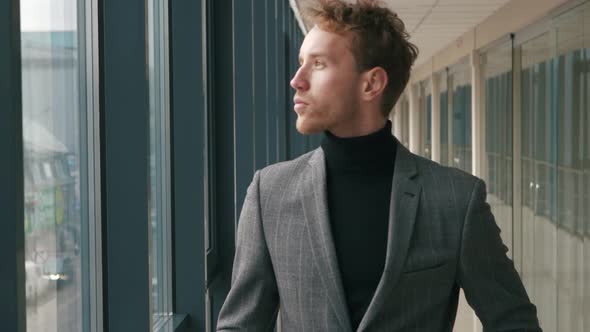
[{"xmin": 217, "ymin": 0, "xmax": 541, "ymax": 331}]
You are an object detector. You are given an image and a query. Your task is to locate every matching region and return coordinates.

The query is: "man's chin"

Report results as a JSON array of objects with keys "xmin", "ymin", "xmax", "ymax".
[{"xmin": 295, "ymin": 120, "xmax": 324, "ymax": 135}]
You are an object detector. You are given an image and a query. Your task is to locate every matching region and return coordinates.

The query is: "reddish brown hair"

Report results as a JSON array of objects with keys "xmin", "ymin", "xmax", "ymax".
[{"xmin": 304, "ymin": 0, "xmax": 419, "ymax": 116}]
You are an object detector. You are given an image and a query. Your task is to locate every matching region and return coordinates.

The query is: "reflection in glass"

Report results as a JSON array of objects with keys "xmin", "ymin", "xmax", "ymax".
[
  {"xmin": 21, "ymin": 0, "xmax": 88, "ymax": 331},
  {"xmin": 483, "ymin": 41, "xmax": 513, "ymax": 254},
  {"xmin": 449, "ymin": 58, "xmax": 472, "ymax": 173}
]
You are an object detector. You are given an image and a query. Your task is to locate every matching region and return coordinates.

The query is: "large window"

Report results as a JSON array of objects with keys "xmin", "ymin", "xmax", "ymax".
[
  {"xmin": 147, "ymin": 0, "xmax": 173, "ymax": 328},
  {"xmin": 483, "ymin": 40, "xmax": 513, "ymax": 254},
  {"xmin": 21, "ymin": 0, "xmax": 99, "ymax": 331}
]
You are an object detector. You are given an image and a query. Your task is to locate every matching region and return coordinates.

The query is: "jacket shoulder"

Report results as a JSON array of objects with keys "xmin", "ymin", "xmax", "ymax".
[
  {"xmin": 413, "ymin": 152, "xmax": 481, "ymax": 188},
  {"xmin": 257, "ymin": 148, "xmax": 316, "ymax": 189},
  {"xmin": 411, "ymin": 153, "xmax": 484, "ymax": 221}
]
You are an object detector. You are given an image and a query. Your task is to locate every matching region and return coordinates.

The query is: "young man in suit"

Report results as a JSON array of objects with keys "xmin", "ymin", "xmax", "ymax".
[{"xmin": 217, "ymin": 0, "xmax": 541, "ymax": 331}]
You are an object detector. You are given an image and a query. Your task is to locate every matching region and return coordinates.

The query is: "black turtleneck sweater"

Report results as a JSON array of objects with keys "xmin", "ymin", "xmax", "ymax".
[{"xmin": 320, "ymin": 121, "xmax": 396, "ymax": 330}]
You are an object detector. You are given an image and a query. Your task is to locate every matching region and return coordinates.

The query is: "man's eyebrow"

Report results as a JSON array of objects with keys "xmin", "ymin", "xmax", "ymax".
[{"xmin": 298, "ymin": 53, "xmax": 331, "ymax": 63}]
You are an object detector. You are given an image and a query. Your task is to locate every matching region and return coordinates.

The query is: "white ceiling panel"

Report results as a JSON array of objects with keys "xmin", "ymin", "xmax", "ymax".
[{"xmin": 388, "ymin": 0, "xmax": 512, "ymax": 64}]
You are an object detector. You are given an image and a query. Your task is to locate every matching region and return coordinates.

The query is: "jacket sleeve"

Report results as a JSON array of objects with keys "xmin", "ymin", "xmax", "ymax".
[
  {"xmin": 216, "ymin": 171, "xmax": 280, "ymax": 331},
  {"xmin": 458, "ymin": 178, "xmax": 542, "ymax": 332}
]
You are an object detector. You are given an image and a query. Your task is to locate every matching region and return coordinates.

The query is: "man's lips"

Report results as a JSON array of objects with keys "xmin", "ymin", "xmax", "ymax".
[
  {"xmin": 294, "ymin": 98, "xmax": 308, "ymax": 105},
  {"xmin": 294, "ymin": 98, "xmax": 308, "ymax": 113}
]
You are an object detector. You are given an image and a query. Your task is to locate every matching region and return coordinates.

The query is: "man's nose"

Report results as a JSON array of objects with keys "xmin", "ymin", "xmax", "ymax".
[{"xmin": 290, "ymin": 68, "xmax": 309, "ymax": 91}]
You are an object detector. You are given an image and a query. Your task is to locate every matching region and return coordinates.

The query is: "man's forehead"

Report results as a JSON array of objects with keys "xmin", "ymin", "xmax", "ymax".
[{"xmin": 299, "ymin": 25, "xmax": 353, "ymax": 57}]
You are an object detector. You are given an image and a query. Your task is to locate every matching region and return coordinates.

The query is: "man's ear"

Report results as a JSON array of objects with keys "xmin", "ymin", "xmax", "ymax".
[{"xmin": 361, "ymin": 67, "xmax": 388, "ymax": 102}]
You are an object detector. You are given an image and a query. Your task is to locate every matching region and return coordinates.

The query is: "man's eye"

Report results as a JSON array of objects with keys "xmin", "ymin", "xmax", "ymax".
[{"xmin": 314, "ymin": 60, "xmax": 325, "ymax": 68}]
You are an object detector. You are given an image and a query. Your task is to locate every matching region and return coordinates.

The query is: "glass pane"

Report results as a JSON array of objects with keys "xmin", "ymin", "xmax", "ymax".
[
  {"xmin": 521, "ymin": 31, "xmax": 558, "ymax": 331},
  {"xmin": 21, "ymin": 0, "xmax": 91, "ymax": 331},
  {"xmin": 483, "ymin": 41, "xmax": 513, "ymax": 254},
  {"xmin": 147, "ymin": 0, "xmax": 172, "ymax": 327},
  {"xmin": 449, "ymin": 58, "xmax": 472, "ymax": 173}
]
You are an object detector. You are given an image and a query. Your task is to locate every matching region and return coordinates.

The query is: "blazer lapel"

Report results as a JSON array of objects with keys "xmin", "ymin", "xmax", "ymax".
[
  {"xmin": 357, "ymin": 142, "xmax": 422, "ymax": 332},
  {"xmin": 301, "ymin": 148, "xmax": 353, "ymax": 332}
]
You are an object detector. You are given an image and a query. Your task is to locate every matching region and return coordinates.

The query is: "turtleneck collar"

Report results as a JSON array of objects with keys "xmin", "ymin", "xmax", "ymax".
[{"xmin": 321, "ymin": 120, "xmax": 396, "ymax": 173}]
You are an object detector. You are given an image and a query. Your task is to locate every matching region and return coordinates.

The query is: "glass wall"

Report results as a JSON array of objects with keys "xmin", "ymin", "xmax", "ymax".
[
  {"xmin": 439, "ymin": 70, "xmax": 449, "ymax": 166},
  {"xmin": 147, "ymin": 0, "xmax": 173, "ymax": 327},
  {"xmin": 483, "ymin": 40, "xmax": 513, "ymax": 253},
  {"xmin": 449, "ymin": 58, "xmax": 472, "ymax": 173},
  {"xmin": 20, "ymin": 0, "xmax": 93, "ymax": 331}
]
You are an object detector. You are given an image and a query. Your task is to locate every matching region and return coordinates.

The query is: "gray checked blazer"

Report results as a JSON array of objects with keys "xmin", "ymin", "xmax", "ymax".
[{"xmin": 216, "ymin": 140, "xmax": 541, "ymax": 332}]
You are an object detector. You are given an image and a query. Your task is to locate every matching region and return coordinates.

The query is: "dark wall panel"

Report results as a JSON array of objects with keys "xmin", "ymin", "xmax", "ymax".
[
  {"xmin": 100, "ymin": 0, "xmax": 151, "ymax": 330},
  {"xmin": 234, "ymin": 0, "xmax": 255, "ymax": 221},
  {"xmin": 209, "ymin": 0, "xmax": 236, "ymax": 327},
  {"xmin": 169, "ymin": 0, "xmax": 207, "ymax": 330},
  {"xmin": 267, "ymin": 0, "xmax": 278, "ymax": 164},
  {"xmin": 277, "ymin": 0, "xmax": 288, "ymax": 161},
  {"xmin": 254, "ymin": 0, "xmax": 269, "ymax": 169}
]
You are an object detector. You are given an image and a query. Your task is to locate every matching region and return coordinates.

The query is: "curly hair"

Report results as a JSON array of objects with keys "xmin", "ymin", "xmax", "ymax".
[{"xmin": 303, "ymin": 0, "xmax": 419, "ymax": 116}]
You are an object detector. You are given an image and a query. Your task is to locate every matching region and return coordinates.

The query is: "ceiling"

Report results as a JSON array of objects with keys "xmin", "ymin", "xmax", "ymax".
[{"xmin": 294, "ymin": 0, "xmax": 513, "ymax": 66}]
